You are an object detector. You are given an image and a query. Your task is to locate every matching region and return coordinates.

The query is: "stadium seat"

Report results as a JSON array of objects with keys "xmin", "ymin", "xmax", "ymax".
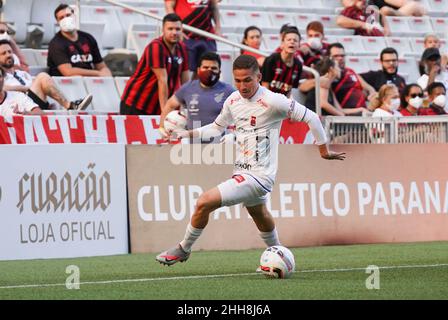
[
  {"xmin": 430, "ymin": 18, "xmax": 448, "ymax": 37},
  {"xmin": 427, "ymin": 0, "xmax": 448, "ymax": 13},
  {"xmin": 33, "ymin": 49, "xmax": 48, "ymax": 67},
  {"xmin": 317, "ymin": 15, "xmax": 339, "ymax": 30},
  {"xmin": 262, "ymin": 34, "xmax": 280, "ymax": 51},
  {"xmin": 51, "ymin": 76, "xmax": 89, "ymax": 109},
  {"xmin": 21, "ymin": 49, "xmax": 38, "ymax": 67},
  {"xmin": 385, "ymin": 37, "xmax": 413, "ymax": 57},
  {"xmin": 407, "ymin": 17, "xmax": 433, "ymax": 35},
  {"xmin": 410, "ymin": 38, "xmax": 426, "ymax": 56},
  {"xmin": 361, "ymin": 37, "xmax": 387, "ymax": 56},
  {"xmin": 83, "ymin": 77, "xmax": 121, "ymax": 113},
  {"xmin": 114, "ymin": 76, "xmax": 130, "ymax": 97},
  {"xmin": 345, "ymin": 56, "xmax": 371, "ymax": 74},
  {"xmin": 385, "ymin": 16, "xmax": 410, "ymax": 37},
  {"xmin": 217, "ymin": 34, "xmax": 240, "ymax": 53},
  {"xmin": 293, "ymin": 13, "xmax": 318, "ymax": 29},
  {"xmin": 218, "ymin": 51, "xmax": 235, "ymax": 84},
  {"xmin": 116, "ymin": 6, "xmax": 148, "ymax": 33},
  {"xmin": 245, "ymin": 11, "xmax": 275, "ymax": 33},
  {"xmin": 1, "ymin": 0, "xmax": 34, "ymax": 43},
  {"xmin": 338, "ymin": 36, "xmax": 365, "ymax": 55},
  {"xmin": 126, "ymin": 24, "xmax": 158, "ymax": 58},
  {"xmin": 269, "ymin": 12, "xmax": 296, "ymax": 30},
  {"xmin": 142, "ymin": 8, "xmax": 165, "ymax": 26},
  {"xmin": 80, "ymin": 6, "xmax": 125, "ymax": 49},
  {"xmin": 220, "ymin": 10, "xmax": 248, "ymax": 33},
  {"xmin": 79, "ymin": 22, "xmax": 106, "ymax": 50},
  {"xmin": 397, "ymin": 57, "xmax": 420, "ymax": 82}
]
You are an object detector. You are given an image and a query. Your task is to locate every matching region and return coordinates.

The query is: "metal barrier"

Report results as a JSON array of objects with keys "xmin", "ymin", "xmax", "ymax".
[{"xmin": 324, "ymin": 116, "xmax": 448, "ymax": 144}]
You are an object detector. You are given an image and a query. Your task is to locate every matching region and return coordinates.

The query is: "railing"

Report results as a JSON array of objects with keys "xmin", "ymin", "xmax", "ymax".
[
  {"xmin": 96, "ymin": 0, "xmax": 322, "ymax": 115},
  {"xmin": 324, "ymin": 115, "xmax": 448, "ymax": 144}
]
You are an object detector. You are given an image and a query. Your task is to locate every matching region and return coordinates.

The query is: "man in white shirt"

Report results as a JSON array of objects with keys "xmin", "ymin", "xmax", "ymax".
[
  {"xmin": 156, "ymin": 54, "xmax": 346, "ymax": 266},
  {"xmin": 417, "ymin": 48, "xmax": 448, "ymax": 101},
  {"xmin": 0, "ymin": 40, "xmax": 92, "ymax": 111},
  {"xmin": 0, "ymin": 67, "xmax": 43, "ymax": 116}
]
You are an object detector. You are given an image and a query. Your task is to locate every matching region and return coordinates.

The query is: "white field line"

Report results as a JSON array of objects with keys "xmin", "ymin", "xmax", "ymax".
[{"xmin": 1, "ymin": 263, "xmax": 447, "ymax": 290}]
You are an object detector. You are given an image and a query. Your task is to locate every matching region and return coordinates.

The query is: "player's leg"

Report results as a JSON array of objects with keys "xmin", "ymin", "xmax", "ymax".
[
  {"xmin": 246, "ymin": 203, "xmax": 281, "ymax": 247},
  {"xmin": 30, "ymin": 73, "xmax": 70, "ymax": 109},
  {"xmin": 156, "ymin": 187, "xmax": 222, "ymax": 265},
  {"xmin": 398, "ymin": 1, "xmax": 426, "ymax": 16}
]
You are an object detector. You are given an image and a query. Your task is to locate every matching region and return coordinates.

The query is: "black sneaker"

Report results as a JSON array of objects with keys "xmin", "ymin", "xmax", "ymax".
[{"xmin": 69, "ymin": 94, "xmax": 93, "ymax": 111}]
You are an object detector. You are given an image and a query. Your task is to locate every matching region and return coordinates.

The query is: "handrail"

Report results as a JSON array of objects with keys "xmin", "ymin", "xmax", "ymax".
[{"xmin": 99, "ymin": 0, "xmax": 321, "ymax": 116}]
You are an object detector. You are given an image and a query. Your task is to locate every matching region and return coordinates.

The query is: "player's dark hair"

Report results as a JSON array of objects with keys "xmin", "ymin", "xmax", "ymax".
[
  {"xmin": 233, "ymin": 54, "xmax": 259, "ymax": 73},
  {"xmin": 163, "ymin": 13, "xmax": 182, "ymax": 25},
  {"xmin": 380, "ymin": 47, "xmax": 398, "ymax": 61},
  {"xmin": 281, "ymin": 27, "xmax": 301, "ymax": 41},
  {"xmin": 400, "ymin": 83, "xmax": 423, "ymax": 109},
  {"xmin": 198, "ymin": 51, "xmax": 221, "ymax": 68},
  {"xmin": 328, "ymin": 42, "xmax": 345, "ymax": 54},
  {"xmin": 54, "ymin": 3, "xmax": 74, "ymax": 20},
  {"xmin": 428, "ymin": 82, "xmax": 446, "ymax": 95}
]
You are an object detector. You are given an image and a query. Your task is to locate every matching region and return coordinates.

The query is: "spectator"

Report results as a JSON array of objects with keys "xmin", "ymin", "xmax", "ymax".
[
  {"xmin": 47, "ymin": 3, "xmax": 112, "ymax": 77},
  {"xmin": 0, "ymin": 40, "xmax": 92, "ymax": 111},
  {"xmin": 370, "ymin": 84, "xmax": 402, "ymax": 117},
  {"xmin": 329, "ymin": 43, "xmax": 376, "ymax": 115},
  {"xmin": 160, "ymin": 52, "xmax": 234, "ymax": 142},
  {"xmin": 261, "ymin": 27, "xmax": 302, "ymax": 98},
  {"xmin": 298, "ymin": 21, "xmax": 330, "ymax": 94},
  {"xmin": 240, "ymin": 26, "xmax": 265, "ymax": 67},
  {"xmin": 399, "ymin": 83, "xmax": 424, "ymax": 116},
  {"xmin": 305, "ymin": 57, "xmax": 345, "ymax": 116},
  {"xmin": 417, "ymin": 48, "xmax": 448, "ymax": 96},
  {"xmin": 418, "ymin": 82, "xmax": 447, "ymax": 115},
  {"xmin": 423, "ymin": 34, "xmax": 448, "ymax": 71},
  {"xmin": 165, "ymin": 0, "xmax": 221, "ymax": 78},
  {"xmin": 337, "ymin": 0, "xmax": 388, "ymax": 37},
  {"xmin": 120, "ymin": 13, "xmax": 189, "ymax": 115},
  {"xmin": 361, "ymin": 47, "xmax": 406, "ymax": 93},
  {"xmin": 0, "ymin": 67, "xmax": 43, "ymax": 116},
  {"xmin": 275, "ymin": 24, "xmax": 302, "ymax": 61},
  {"xmin": 0, "ymin": 22, "xmax": 29, "ymax": 72},
  {"xmin": 369, "ymin": 0, "xmax": 426, "ymax": 17}
]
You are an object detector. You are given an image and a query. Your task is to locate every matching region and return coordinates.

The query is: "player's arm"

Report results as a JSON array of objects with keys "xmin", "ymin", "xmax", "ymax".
[
  {"xmin": 165, "ymin": 0, "xmax": 176, "ymax": 13},
  {"xmin": 57, "ymin": 63, "xmax": 103, "ymax": 77},
  {"xmin": 181, "ymin": 70, "xmax": 190, "ymax": 85},
  {"xmin": 211, "ymin": 0, "xmax": 222, "ymax": 35},
  {"xmin": 153, "ymin": 67, "xmax": 169, "ymax": 114},
  {"xmin": 359, "ymin": 75, "xmax": 376, "ymax": 101},
  {"xmin": 94, "ymin": 62, "xmax": 112, "ymax": 77}
]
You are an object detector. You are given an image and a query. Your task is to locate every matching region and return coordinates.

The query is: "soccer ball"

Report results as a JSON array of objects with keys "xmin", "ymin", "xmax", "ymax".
[
  {"xmin": 259, "ymin": 246, "xmax": 295, "ymax": 279},
  {"xmin": 164, "ymin": 110, "xmax": 187, "ymax": 134}
]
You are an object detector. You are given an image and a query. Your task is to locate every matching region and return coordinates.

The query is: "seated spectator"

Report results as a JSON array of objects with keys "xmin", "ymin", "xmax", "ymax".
[
  {"xmin": 329, "ymin": 43, "xmax": 377, "ymax": 115},
  {"xmin": 337, "ymin": 0, "xmax": 388, "ymax": 37},
  {"xmin": 0, "ymin": 67, "xmax": 43, "ymax": 116},
  {"xmin": 261, "ymin": 27, "xmax": 302, "ymax": 98},
  {"xmin": 418, "ymin": 82, "xmax": 447, "ymax": 115},
  {"xmin": 298, "ymin": 21, "xmax": 330, "ymax": 94},
  {"xmin": 240, "ymin": 26, "xmax": 265, "ymax": 67},
  {"xmin": 160, "ymin": 52, "xmax": 234, "ymax": 142},
  {"xmin": 417, "ymin": 48, "xmax": 448, "ymax": 97},
  {"xmin": 47, "ymin": 3, "xmax": 112, "ymax": 77},
  {"xmin": 305, "ymin": 57, "xmax": 345, "ymax": 116},
  {"xmin": 370, "ymin": 84, "xmax": 402, "ymax": 117},
  {"xmin": 120, "ymin": 13, "xmax": 189, "ymax": 115},
  {"xmin": 423, "ymin": 34, "xmax": 448, "ymax": 71},
  {"xmin": 361, "ymin": 47, "xmax": 406, "ymax": 93},
  {"xmin": 275, "ymin": 24, "xmax": 303, "ymax": 61},
  {"xmin": 0, "ymin": 40, "xmax": 92, "ymax": 111},
  {"xmin": 369, "ymin": 0, "xmax": 426, "ymax": 17},
  {"xmin": 399, "ymin": 83, "xmax": 424, "ymax": 116},
  {"xmin": 0, "ymin": 22, "xmax": 29, "ymax": 72}
]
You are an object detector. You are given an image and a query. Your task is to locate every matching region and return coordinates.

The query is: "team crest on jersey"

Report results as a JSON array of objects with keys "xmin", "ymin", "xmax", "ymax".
[
  {"xmin": 350, "ymin": 74, "xmax": 357, "ymax": 82},
  {"xmin": 250, "ymin": 116, "xmax": 256, "ymax": 126},
  {"xmin": 275, "ymin": 68, "xmax": 283, "ymax": 75},
  {"xmin": 215, "ymin": 92, "xmax": 225, "ymax": 103},
  {"xmin": 232, "ymin": 175, "xmax": 245, "ymax": 184},
  {"xmin": 177, "ymin": 57, "xmax": 183, "ymax": 64},
  {"xmin": 257, "ymin": 99, "xmax": 269, "ymax": 109}
]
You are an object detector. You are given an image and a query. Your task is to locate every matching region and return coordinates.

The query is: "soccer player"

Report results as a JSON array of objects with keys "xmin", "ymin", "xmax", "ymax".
[{"xmin": 156, "ymin": 55, "xmax": 345, "ymax": 266}]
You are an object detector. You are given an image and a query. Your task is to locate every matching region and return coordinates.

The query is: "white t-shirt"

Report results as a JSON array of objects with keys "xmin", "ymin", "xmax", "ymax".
[
  {"xmin": 211, "ymin": 86, "xmax": 327, "ymax": 187},
  {"xmin": 417, "ymin": 71, "xmax": 448, "ymax": 100},
  {"xmin": 0, "ymin": 91, "xmax": 39, "ymax": 117},
  {"xmin": 372, "ymin": 108, "xmax": 402, "ymax": 117},
  {"xmin": 4, "ymin": 70, "xmax": 33, "ymax": 87}
]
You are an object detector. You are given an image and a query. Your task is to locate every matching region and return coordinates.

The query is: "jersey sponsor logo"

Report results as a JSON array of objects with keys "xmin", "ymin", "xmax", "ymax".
[
  {"xmin": 350, "ymin": 75, "xmax": 357, "ymax": 82},
  {"xmin": 270, "ymin": 80, "xmax": 291, "ymax": 93},
  {"xmin": 232, "ymin": 174, "xmax": 246, "ymax": 184},
  {"xmin": 177, "ymin": 57, "xmax": 184, "ymax": 65},
  {"xmin": 70, "ymin": 53, "xmax": 93, "ymax": 64},
  {"xmin": 235, "ymin": 162, "xmax": 252, "ymax": 170},
  {"xmin": 256, "ymin": 99, "xmax": 269, "ymax": 109},
  {"xmin": 275, "ymin": 68, "xmax": 283, "ymax": 75}
]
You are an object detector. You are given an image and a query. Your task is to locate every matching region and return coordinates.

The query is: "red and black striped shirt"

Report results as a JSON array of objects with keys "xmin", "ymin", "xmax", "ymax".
[
  {"xmin": 170, "ymin": 0, "xmax": 215, "ymax": 40},
  {"xmin": 340, "ymin": 6, "xmax": 384, "ymax": 37},
  {"xmin": 261, "ymin": 53, "xmax": 302, "ymax": 97},
  {"xmin": 121, "ymin": 37, "xmax": 188, "ymax": 115},
  {"xmin": 331, "ymin": 68, "xmax": 366, "ymax": 109}
]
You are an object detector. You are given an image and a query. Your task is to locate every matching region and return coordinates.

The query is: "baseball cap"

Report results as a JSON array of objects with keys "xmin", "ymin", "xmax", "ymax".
[{"xmin": 422, "ymin": 47, "xmax": 441, "ymax": 61}]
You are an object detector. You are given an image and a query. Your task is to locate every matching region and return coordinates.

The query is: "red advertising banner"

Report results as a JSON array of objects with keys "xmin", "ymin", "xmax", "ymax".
[{"xmin": 0, "ymin": 116, "xmax": 311, "ymax": 145}]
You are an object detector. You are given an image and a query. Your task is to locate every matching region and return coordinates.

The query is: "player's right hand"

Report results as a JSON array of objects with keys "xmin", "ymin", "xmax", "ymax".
[{"xmin": 158, "ymin": 127, "xmax": 169, "ymax": 141}]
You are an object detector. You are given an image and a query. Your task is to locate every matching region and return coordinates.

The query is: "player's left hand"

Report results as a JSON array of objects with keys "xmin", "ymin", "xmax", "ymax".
[{"xmin": 321, "ymin": 151, "xmax": 346, "ymax": 161}]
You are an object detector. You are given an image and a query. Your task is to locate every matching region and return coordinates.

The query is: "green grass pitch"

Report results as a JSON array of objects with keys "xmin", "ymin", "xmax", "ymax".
[{"xmin": 1, "ymin": 241, "xmax": 447, "ymax": 300}]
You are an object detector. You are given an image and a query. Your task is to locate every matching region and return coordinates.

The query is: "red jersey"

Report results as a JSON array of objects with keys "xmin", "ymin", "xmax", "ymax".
[
  {"xmin": 121, "ymin": 37, "xmax": 188, "ymax": 115},
  {"xmin": 261, "ymin": 52, "xmax": 302, "ymax": 97},
  {"xmin": 169, "ymin": 0, "xmax": 215, "ymax": 40},
  {"xmin": 340, "ymin": 6, "xmax": 384, "ymax": 37},
  {"xmin": 400, "ymin": 108, "xmax": 417, "ymax": 116},
  {"xmin": 418, "ymin": 105, "xmax": 447, "ymax": 115},
  {"xmin": 332, "ymin": 68, "xmax": 366, "ymax": 109}
]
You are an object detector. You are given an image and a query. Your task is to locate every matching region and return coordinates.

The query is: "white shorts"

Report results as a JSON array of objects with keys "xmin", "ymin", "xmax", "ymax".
[{"xmin": 217, "ymin": 173, "xmax": 271, "ymax": 208}]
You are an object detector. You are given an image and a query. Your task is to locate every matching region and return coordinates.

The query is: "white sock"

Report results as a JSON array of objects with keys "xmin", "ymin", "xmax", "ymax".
[
  {"xmin": 179, "ymin": 223, "xmax": 203, "ymax": 252},
  {"xmin": 260, "ymin": 228, "xmax": 281, "ymax": 247}
]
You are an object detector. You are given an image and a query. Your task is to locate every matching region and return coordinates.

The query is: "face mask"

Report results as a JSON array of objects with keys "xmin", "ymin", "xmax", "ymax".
[
  {"xmin": 307, "ymin": 37, "xmax": 322, "ymax": 50},
  {"xmin": 59, "ymin": 16, "xmax": 76, "ymax": 33},
  {"xmin": 198, "ymin": 69, "xmax": 220, "ymax": 87},
  {"xmin": 433, "ymin": 94, "xmax": 446, "ymax": 108},
  {"xmin": 389, "ymin": 98, "xmax": 401, "ymax": 111},
  {"xmin": 409, "ymin": 96, "xmax": 423, "ymax": 109},
  {"xmin": 0, "ymin": 33, "xmax": 11, "ymax": 41}
]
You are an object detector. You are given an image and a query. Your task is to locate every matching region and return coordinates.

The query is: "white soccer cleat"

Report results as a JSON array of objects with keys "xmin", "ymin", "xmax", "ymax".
[{"xmin": 156, "ymin": 244, "xmax": 190, "ymax": 266}]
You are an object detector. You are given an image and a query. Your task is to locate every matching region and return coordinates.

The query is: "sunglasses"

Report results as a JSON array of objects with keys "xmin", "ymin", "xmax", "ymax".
[{"xmin": 410, "ymin": 93, "xmax": 424, "ymax": 98}]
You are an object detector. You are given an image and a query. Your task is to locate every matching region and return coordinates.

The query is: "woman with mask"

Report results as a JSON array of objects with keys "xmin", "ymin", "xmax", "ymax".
[
  {"xmin": 399, "ymin": 83, "xmax": 424, "ymax": 116},
  {"xmin": 418, "ymin": 82, "xmax": 447, "ymax": 115},
  {"xmin": 370, "ymin": 84, "xmax": 402, "ymax": 117},
  {"xmin": 240, "ymin": 26, "xmax": 265, "ymax": 67}
]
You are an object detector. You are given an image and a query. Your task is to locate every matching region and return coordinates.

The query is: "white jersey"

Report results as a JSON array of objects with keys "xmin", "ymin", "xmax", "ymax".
[
  {"xmin": 4, "ymin": 70, "xmax": 33, "ymax": 87},
  {"xmin": 0, "ymin": 91, "xmax": 38, "ymax": 117},
  {"xmin": 213, "ymin": 86, "xmax": 327, "ymax": 189}
]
